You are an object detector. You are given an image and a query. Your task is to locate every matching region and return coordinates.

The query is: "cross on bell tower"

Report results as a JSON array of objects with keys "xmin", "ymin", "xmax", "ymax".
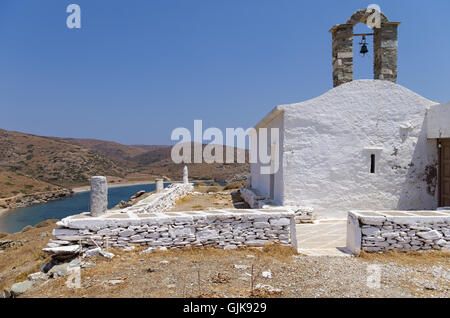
[{"xmin": 329, "ymin": 8, "xmax": 401, "ymax": 87}]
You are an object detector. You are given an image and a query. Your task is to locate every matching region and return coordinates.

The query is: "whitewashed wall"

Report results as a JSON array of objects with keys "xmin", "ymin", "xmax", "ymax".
[
  {"xmin": 427, "ymin": 102, "xmax": 450, "ymax": 138},
  {"xmin": 250, "ymin": 113, "xmax": 284, "ymax": 205},
  {"xmin": 252, "ymin": 80, "xmax": 439, "ymax": 218}
]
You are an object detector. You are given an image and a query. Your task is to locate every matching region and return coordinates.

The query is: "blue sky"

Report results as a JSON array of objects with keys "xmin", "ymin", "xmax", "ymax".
[{"xmin": 0, "ymin": 0, "xmax": 449, "ymax": 145}]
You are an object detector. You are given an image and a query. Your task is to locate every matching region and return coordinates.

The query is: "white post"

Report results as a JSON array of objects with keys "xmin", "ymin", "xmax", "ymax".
[
  {"xmin": 156, "ymin": 179, "xmax": 164, "ymax": 193},
  {"xmin": 183, "ymin": 165, "xmax": 189, "ymax": 184},
  {"xmin": 90, "ymin": 176, "xmax": 108, "ymax": 217}
]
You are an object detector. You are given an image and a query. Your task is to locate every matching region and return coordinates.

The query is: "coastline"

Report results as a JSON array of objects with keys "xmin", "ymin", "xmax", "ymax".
[{"xmin": 71, "ymin": 180, "xmax": 160, "ymax": 193}]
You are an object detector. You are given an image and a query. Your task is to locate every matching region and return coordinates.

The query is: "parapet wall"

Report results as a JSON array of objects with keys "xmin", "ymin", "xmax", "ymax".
[
  {"xmin": 48, "ymin": 209, "xmax": 297, "ymax": 251},
  {"xmin": 240, "ymin": 188, "xmax": 314, "ymax": 223},
  {"xmin": 347, "ymin": 210, "xmax": 450, "ymax": 254},
  {"xmin": 120, "ymin": 183, "xmax": 194, "ymax": 213}
]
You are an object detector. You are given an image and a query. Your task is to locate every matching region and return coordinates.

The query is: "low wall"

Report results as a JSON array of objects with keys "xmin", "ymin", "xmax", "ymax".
[
  {"xmin": 240, "ymin": 188, "xmax": 315, "ymax": 223},
  {"xmin": 347, "ymin": 210, "xmax": 450, "ymax": 254},
  {"xmin": 240, "ymin": 187, "xmax": 268, "ymax": 208},
  {"xmin": 120, "ymin": 183, "xmax": 193, "ymax": 213},
  {"xmin": 47, "ymin": 209, "xmax": 297, "ymax": 252}
]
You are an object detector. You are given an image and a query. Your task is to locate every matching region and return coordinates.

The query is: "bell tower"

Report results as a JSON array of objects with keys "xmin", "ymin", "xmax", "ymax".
[{"xmin": 329, "ymin": 8, "xmax": 401, "ymax": 87}]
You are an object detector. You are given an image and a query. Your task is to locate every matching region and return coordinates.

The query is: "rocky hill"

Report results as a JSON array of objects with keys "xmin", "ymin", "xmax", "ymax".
[{"xmin": 0, "ymin": 129, "xmax": 249, "ymax": 200}]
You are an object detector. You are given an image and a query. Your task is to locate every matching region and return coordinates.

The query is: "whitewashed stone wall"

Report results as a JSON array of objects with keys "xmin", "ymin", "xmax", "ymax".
[
  {"xmin": 251, "ymin": 80, "xmax": 439, "ymax": 219},
  {"xmin": 121, "ymin": 183, "xmax": 193, "ymax": 214},
  {"xmin": 240, "ymin": 187, "xmax": 315, "ymax": 224},
  {"xmin": 346, "ymin": 210, "xmax": 450, "ymax": 254},
  {"xmin": 48, "ymin": 209, "xmax": 297, "ymax": 251},
  {"xmin": 240, "ymin": 187, "xmax": 269, "ymax": 208}
]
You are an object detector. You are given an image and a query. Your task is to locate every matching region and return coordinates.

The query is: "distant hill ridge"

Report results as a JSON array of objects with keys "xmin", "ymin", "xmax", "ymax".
[{"xmin": 0, "ymin": 129, "xmax": 249, "ymax": 199}]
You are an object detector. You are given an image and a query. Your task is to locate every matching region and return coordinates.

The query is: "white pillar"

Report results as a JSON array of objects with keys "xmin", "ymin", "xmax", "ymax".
[
  {"xmin": 156, "ymin": 179, "xmax": 164, "ymax": 193},
  {"xmin": 183, "ymin": 165, "xmax": 188, "ymax": 184},
  {"xmin": 90, "ymin": 176, "xmax": 108, "ymax": 217}
]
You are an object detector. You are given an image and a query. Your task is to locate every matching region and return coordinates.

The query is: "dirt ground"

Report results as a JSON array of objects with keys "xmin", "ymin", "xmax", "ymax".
[
  {"xmin": 169, "ymin": 186, "xmax": 249, "ymax": 212},
  {"xmin": 1, "ymin": 188, "xmax": 449, "ymax": 298},
  {"xmin": 1, "ymin": 222, "xmax": 449, "ymax": 298}
]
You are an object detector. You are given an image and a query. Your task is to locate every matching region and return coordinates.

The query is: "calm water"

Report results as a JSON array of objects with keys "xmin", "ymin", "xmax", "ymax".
[{"xmin": 0, "ymin": 183, "xmax": 171, "ymax": 234}]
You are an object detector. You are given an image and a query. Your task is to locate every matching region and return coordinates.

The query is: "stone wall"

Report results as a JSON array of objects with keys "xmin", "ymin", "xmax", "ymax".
[
  {"xmin": 45, "ymin": 209, "xmax": 297, "ymax": 252},
  {"xmin": 347, "ymin": 210, "xmax": 450, "ymax": 254},
  {"xmin": 120, "ymin": 183, "xmax": 194, "ymax": 213},
  {"xmin": 240, "ymin": 187, "xmax": 269, "ymax": 208}
]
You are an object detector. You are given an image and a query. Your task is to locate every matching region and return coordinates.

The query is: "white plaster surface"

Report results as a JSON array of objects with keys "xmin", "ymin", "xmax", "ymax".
[
  {"xmin": 427, "ymin": 102, "xmax": 450, "ymax": 138},
  {"xmin": 251, "ymin": 80, "xmax": 439, "ymax": 218}
]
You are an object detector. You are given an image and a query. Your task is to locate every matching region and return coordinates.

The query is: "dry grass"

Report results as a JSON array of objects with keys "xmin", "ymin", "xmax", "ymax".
[
  {"xmin": 0, "ymin": 172, "xmax": 61, "ymax": 201},
  {"xmin": 0, "ymin": 221, "xmax": 57, "ymax": 291},
  {"xmin": 223, "ymin": 181, "xmax": 246, "ymax": 190},
  {"xmin": 21, "ymin": 243, "xmax": 297, "ymax": 298},
  {"xmin": 170, "ymin": 191, "xmax": 236, "ymax": 211},
  {"xmin": 357, "ymin": 250, "xmax": 450, "ymax": 267},
  {"xmin": 174, "ymin": 195, "xmax": 192, "ymax": 205}
]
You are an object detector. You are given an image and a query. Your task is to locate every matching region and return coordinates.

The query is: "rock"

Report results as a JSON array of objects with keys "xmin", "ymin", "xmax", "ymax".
[
  {"xmin": 224, "ymin": 245, "xmax": 237, "ymax": 250},
  {"xmin": 436, "ymin": 239, "xmax": 447, "ymax": 246},
  {"xmin": 10, "ymin": 280, "xmax": 33, "ymax": 296},
  {"xmin": 40, "ymin": 260, "xmax": 55, "ymax": 273},
  {"xmin": 234, "ymin": 264, "xmax": 248, "ymax": 270},
  {"xmin": 48, "ymin": 263, "xmax": 70, "ymax": 277},
  {"xmin": 130, "ymin": 191, "xmax": 146, "ymax": 200},
  {"xmin": 160, "ymin": 260, "xmax": 169, "ymax": 265},
  {"xmin": 253, "ymin": 284, "xmax": 282, "ymax": 296},
  {"xmin": 2, "ymin": 289, "xmax": 11, "ymax": 298},
  {"xmin": 81, "ymin": 261, "xmax": 95, "ymax": 268},
  {"xmin": 140, "ymin": 247, "xmax": 155, "ymax": 254},
  {"xmin": 46, "ymin": 243, "xmax": 61, "ymax": 248},
  {"xmin": 269, "ymin": 218, "xmax": 290, "ymax": 226},
  {"xmin": 99, "ymin": 250, "xmax": 115, "ymax": 259},
  {"xmin": 84, "ymin": 247, "xmax": 101, "ymax": 258},
  {"xmin": 262, "ymin": 270, "xmax": 272, "ymax": 278},
  {"xmin": 254, "ymin": 222, "xmax": 270, "ymax": 229},
  {"xmin": 158, "ymin": 247, "xmax": 167, "ymax": 251},
  {"xmin": 417, "ymin": 230, "xmax": 443, "ymax": 240},
  {"xmin": 361, "ymin": 227, "xmax": 381, "ymax": 236},
  {"xmin": 119, "ymin": 229, "xmax": 135, "ymax": 237},
  {"xmin": 69, "ymin": 258, "xmax": 82, "ymax": 268},
  {"xmin": 381, "ymin": 232, "xmax": 399, "ymax": 238},
  {"xmin": 52, "ymin": 228, "xmax": 79, "ymax": 236},
  {"xmin": 167, "ymin": 284, "xmax": 176, "ymax": 289},
  {"xmin": 246, "ymin": 254, "xmax": 255, "ymax": 258},
  {"xmin": 42, "ymin": 245, "xmax": 80, "ymax": 255},
  {"xmin": 123, "ymin": 246, "xmax": 136, "ymax": 251},
  {"xmin": 27, "ymin": 272, "xmax": 48, "ymax": 281},
  {"xmin": 107, "ymin": 279, "xmax": 123, "ymax": 285}
]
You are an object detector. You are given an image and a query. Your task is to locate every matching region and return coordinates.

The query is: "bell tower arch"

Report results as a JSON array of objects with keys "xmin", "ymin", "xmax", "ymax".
[{"xmin": 329, "ymin": 8, "xmax": 401, "ymax": 87}]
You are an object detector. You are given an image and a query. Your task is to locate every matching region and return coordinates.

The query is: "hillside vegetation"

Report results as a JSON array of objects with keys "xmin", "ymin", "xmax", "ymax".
[{"xmin": 0, "ymin": 129, "xmax": 249, "ymax": 199}]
